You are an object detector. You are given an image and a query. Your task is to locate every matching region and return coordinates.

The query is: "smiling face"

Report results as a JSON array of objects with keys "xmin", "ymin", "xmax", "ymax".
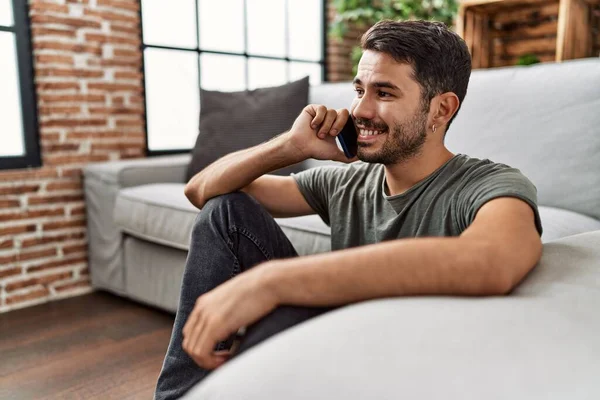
[{"xmin": 351, "ymin": 50, "xmax": 431, "ymax": 165}]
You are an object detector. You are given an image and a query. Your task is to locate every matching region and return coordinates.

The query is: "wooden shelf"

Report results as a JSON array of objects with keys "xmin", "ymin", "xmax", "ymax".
[{"xmin": 457, "ymin": 0, "xmax": 600, "ymax": 68}]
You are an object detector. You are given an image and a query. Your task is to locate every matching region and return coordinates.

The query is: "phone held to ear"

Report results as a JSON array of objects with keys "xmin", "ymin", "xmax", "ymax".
[{"xmin": 336, "ymin": 117, "xmax": 358, "ymax": 159}]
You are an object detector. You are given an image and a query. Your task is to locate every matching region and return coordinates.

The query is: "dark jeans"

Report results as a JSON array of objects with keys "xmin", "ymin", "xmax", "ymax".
[{"xmin": 154, "ymin": 192, "xmax": 331, "ymax": 400}]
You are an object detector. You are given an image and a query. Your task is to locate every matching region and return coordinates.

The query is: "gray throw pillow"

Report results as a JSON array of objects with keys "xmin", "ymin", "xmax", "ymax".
[{"xmin": 186, "ymin": 76, "xmax": 310, "ymax": 182}]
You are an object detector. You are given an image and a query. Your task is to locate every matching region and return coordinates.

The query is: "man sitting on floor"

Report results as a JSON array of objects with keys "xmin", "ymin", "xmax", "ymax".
[{"xmin": 154, "ymin": 19, "xmax": 543, "ymax": 399}]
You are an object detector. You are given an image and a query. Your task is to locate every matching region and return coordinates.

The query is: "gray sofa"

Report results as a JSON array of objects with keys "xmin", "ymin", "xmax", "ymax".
[{"xmin": 83, "ymin": 58, "xmax": 600, "ymax": 398}]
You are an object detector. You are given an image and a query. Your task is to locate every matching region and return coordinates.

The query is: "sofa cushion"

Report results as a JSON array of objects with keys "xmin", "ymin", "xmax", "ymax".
[
  {"xmin": 186, "ymin": 76, "xmax": 309, "ymax": 182},
  {"xmin": 114, "ymin": 183, "xmax": 197, "ymax": 251},
  {"xmin": 539, "ymin": 206, "xmax": 600, "ymax": 242},
  {"xmin": 186, "ymin": 230, "xmax": 600, "ymax": 400},
  {"xmin": 445, "ymin": 58, "xmax": 600, "ymax": 220},
  {"xmin": 114, "ymin": 184, "xmax": 332, "ymax": 253}
]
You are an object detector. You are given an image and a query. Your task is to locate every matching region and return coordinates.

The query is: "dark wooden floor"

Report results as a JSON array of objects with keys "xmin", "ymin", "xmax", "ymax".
[{"xmin": 0, "ymin": 291, "xmax": 175, "ymax": 400}]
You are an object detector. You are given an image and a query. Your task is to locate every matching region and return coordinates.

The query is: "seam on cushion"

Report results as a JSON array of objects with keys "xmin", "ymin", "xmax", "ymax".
[
  {"xmin": 117, "ymin": 190, "xmax": 197, "ymax": 214},
  {"xmin": 118, "ymin": 226, "xmax": 191, "ymax": 251}
]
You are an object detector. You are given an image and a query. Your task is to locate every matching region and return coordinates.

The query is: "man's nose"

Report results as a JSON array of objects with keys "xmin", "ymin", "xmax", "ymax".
[{"xmin": 351, "ymin": 95, "xmax": 376, "ymax": 121}]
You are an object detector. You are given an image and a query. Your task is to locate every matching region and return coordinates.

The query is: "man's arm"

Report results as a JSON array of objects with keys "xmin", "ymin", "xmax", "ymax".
[
  {"xmin": 184, "ymin": 105, "xmax": 353, "ymax": 217},
  {"xmin": 264, "ymin": 197, "xmax": 543, "ymax": 305}
]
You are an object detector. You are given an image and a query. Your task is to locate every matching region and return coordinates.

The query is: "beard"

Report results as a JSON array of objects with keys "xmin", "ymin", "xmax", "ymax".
[{"xmin": 355, "ymin": 109, "xmax": 428, "ymax": 165}]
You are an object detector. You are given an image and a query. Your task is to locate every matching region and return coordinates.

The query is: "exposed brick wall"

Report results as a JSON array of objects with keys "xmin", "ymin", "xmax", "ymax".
[
  {"xmin": 0, "ymin": 0, "xmax": 144, "ymax": 313},
  {"xmin": 326, "ymin": 0, "xmax": 369, "ymax": 82}
]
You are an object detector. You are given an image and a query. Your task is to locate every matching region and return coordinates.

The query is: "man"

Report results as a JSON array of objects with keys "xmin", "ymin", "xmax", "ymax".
[{"xmin": 155, "ymin": 19, "xmax": 543, "ymax": 399}]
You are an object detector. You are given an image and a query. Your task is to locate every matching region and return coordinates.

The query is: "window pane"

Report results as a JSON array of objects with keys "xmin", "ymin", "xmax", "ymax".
[
  {"xmin": 0, "ymin": 0, "xmax": 13, "ymax": 26},
  {"xmin": 288, "ymin": 0, "xmax": 322, "ymax": 61},
  {"xmin": 247, "ymin": 0, "xmax": 285, "ymax": 57},
  {"xmin": 248, "ymin": 58, "xmax": 286, "ymax": 90},
  {"xmin": 0, "ymin": 32, "xmax": 24, "ymax": 157},
  {"xmin": 144, "ymin": 48, "xmax": 199, "ymax": 151},
  {"xmin": 200, "ymin": 53, "xmax": 245, "ymax": 92},
  {"xmin": 290, "ymin": 62, "xmax": 322, "ymax": 85},
  {"xmin": 141, "ymin": 0, "xmax": 197, "ymax": 48},
  {"xmin": 199, "ymin": 0, "xmax": 244, "ymax": 53}
]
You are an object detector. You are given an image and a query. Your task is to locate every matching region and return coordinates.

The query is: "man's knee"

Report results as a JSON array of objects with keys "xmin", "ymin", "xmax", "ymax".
[{"xmin": 193, "ymin": 192, "xmax": 264, "ymax": 233}]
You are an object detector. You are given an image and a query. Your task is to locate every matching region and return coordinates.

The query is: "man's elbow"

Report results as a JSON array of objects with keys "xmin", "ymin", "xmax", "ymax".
[
  {"xmin": 184, "ymin": 180, "xmax": 205, "ymax": 209},
  {"xmin": 483, "ymin": 239, "xmax": 543, "ymax": 296}
]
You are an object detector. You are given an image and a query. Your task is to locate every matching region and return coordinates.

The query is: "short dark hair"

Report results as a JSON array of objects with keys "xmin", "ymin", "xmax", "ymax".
[{"xmin": 360, "ymin": 19, "xmax": 472, "ymax": 134}]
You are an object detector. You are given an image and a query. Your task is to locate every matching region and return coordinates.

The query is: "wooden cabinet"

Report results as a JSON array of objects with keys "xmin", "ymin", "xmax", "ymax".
[{"xmin": 457, "ymin": 0, "xmax": 600, "ymax": 68}]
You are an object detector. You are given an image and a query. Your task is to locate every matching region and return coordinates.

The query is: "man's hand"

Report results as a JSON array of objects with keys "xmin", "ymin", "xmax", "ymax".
[
  {"xmin": 287, "ymin": 104, "xmax": 358, "ymax": 163},
  {"xmin": 182, "ymin": 264, "xmax": 278, "ymax": 370}
]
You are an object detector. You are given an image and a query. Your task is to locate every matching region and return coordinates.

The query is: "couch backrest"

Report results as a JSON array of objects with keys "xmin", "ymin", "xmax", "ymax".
[{"xmin": 309, "ymin": 58, "xmax": 600, "ymax": 220}]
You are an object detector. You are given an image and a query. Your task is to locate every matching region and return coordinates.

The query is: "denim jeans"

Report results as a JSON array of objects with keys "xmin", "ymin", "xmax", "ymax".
[{"xmin": 154, "ymin": 192, "xmax": 332, "ymax": 399}]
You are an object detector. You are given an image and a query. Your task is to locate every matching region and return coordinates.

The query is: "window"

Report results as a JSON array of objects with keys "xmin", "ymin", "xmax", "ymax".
[
  {"xmin": 0, "ymin": 0, "xmax": 40, "ymax": 170},
  {"xmin": 140, "ymin": 0, "xmax": 326, "ymax": 154}
]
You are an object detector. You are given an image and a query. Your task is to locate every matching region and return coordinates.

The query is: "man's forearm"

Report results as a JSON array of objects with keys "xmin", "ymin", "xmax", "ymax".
[
  {"xmin": 263, "ymin": 237, "xmax": 513, "ymax": 307},
  {"xmin": 184, "ymin": 132, "xmax": 303, "ymax": 209}
]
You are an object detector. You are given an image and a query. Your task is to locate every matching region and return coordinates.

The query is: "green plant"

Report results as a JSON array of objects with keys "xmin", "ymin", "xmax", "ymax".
[
  {"xmin": 330, "ymin": 0, "xmax": 459, "ymax": 74},
  {"xmin": 516, "ymin": 54, "xmax": 541, "ymax": 66}
]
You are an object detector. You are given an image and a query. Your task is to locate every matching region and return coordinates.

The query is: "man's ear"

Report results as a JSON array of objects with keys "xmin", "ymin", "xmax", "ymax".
[{"xmin": 431, "ymin": 92, "xmax": 460, "ymax": 129}]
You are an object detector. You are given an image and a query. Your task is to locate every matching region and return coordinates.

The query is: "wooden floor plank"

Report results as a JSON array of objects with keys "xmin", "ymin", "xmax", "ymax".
[{"xmin": 0, "ymin": 291, "xmax": 175, "ymax": 400}]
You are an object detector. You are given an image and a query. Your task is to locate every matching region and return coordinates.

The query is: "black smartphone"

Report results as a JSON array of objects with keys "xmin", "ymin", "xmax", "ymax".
[{"xmin": 336, "ymin": 117, "xmax": 358, "ymax": 159}]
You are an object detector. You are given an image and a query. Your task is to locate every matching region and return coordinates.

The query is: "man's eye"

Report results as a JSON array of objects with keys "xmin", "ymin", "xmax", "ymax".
[
  {"xmin": 378, "ymin": 91, "xmax": 391, "ymax": 98},
  {"xmin": 354, "ymin": 88, "xmax": 364, "ymax": 96}
]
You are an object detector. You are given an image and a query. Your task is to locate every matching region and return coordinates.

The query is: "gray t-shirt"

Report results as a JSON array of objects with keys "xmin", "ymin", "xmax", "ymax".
[{"xmin": 293, "ymin": 154, "xmax": 543, "ymax": 251}]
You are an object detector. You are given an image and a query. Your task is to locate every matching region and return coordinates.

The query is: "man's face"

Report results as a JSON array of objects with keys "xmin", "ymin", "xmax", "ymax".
[{"xmin": 350, "ymin": 50, "xmax": 430, "ymax": 165}]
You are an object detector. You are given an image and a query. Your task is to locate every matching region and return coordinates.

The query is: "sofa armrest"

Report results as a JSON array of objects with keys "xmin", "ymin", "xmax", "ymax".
[
  {"xmin": 83, "ymin": 154, "xmax": 190, "ymax": 295},
  {"xmin": 83, "ymin": 154, "xmax": 191, "ymax": 188}
]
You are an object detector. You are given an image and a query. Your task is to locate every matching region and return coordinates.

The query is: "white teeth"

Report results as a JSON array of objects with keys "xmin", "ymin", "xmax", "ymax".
[{"xmin": 360, "ymin": 129, "xmax": 385, "ymax": 136}]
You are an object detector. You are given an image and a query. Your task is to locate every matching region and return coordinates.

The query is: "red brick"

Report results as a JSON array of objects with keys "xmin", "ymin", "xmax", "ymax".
[
  {"xmin": 85, "ymin": 33, "xmax": 139, "ymax": 46},
  {"xmin": 100, "ymin": 58, "xmax": 140, "ymax": 67},
  {"xmin": 44, "ymin": 154, "xmax": 109, "ymax": 166},
  {"xmin": 0, "ymin": 208, "xmax": 65, "ymax": 222},
  {"xmin": 0, "ymin": 267, "xmax": 21, "ymax": 279},
  {"xmin": 33, "ymin": 41, "xmax": 102, "ymax": 56},
  {"xmin": 46, "ymin": 181, "xmax": 82, "ymax": 192},
  {"xmin": 0, "ymin": 224, "xmax": 36, "ymax": 236},
  {"xmin": 5, "ymin": 287, "xmax": 50, "ymax": 305},
  {"xmin": 21, "ymin": 231, "xmax": 85, "ymax": 248},
  {"xmin": 42, "ymin": 219, "xmax": 86, "ymax": 231},
  {"xmin": 39, "ymin": 94, "xmax": 105, "ymax": 104},
  {"xmin": 112, "ymin": 48, "xmax": 140, "ymax": 58},
  {"xmin": 84, "ymin": 9, "xmax": 138, "ymax": 24},
  {"xmin": 114, "ymin": 71, "xmax": 142, "ymax": 80},
  {"xmin": 130, "ymin": 95, "xmax": 143, "ymax": 104},
  {"xmin": 0, "ymin": 253, "xmax": 17, "ymax": 265},
  {"xmin": 35, "ymin": 54, "xmax": 74, "ymax": 65},
  {"xmin": 30, "ymin": 14, "xmax": 102, "ymax": 29},
  {"xmin": 4, "ymin": 271, "xmax": 73, "ymax": 292},
  {"xmin": 30, "ymin": 2, "xmax": 70, "ymax": 14},
  {"xmin": 37, "ymin": 81, "xmax": 80, "ymax": 91},
  {"xmin": 115, "ymin": 119, "xmax": 144, "ymax": 128},
  {"xmin": 54, "ymin": 278, "xmax": 91, "ymax": 292},
  {"xmin": 37, "ymin": 68, "xmax": 104, "ymax": 78},
  {"xmin": 79, "ymin": 267, "xmax": 89, "ymax": 276},
  {"xmin": 0, "ymin": 199, "xmax": 20, "ymax": 208},
  {"xmin": 67, "ymin": 130, "xmax": 123, "ymax": 139},
  {"xmin": 88, "ymin": 82, "xmax": 143, "ymax": 92},
  {"xmin": 63, "ymin": 243, "xmax": 87, "ymax": 255},
  {"xmin": 31, "ymin": 27, "xmax": 76, "ymax": 39},
  {"xmin": 0, "ymin": 238, "xmax": 14, "ymax": 249},
  {"xmin": 27, "ymin": 194, "xmax": 83, "ymax": 206},
  {"xmin": 41, "ymin": 143, "xmax": 81, "ymax": 152},
  {"xmin": 60, "ymin": 168, "xmax": 85, "ymax": 178},
  {"xmin": 67, "ymin": 0, "xmax": 89, "ymax": 4},
  {"xmin": 39, "ymin": 106, "xmax": 81, "ymax": 115},
  {"xmin": 19, "ymin": 247, "xmax": 58, "ymax": 262},
  {"xmin": 110, "ymin": 24, "xmax": 140, "ymax": 35},
  {"xmin": 91, "ymin": 141, "xmax": 143, "ymax": 151},
  {"xmin": 69, "ymin": 205, "xmax": 86, "ymax": 216},
  {"xmin": 27, "ymin": 256, "xmax": 87, "ymax": 273},
  {"xmin": 41, "ymin": 118, "xmax": 107, "ymax": 128},
  {"xmin": 96, "ymin": 0, "xmax": 140, "ymax": 11},
  {"xmin": 0, "ymin": 184, "xmax": 40, "ymax": 196},
  {"xmin": 88, "ymin": 106, "xmax": 143, "ymax": 115}
]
